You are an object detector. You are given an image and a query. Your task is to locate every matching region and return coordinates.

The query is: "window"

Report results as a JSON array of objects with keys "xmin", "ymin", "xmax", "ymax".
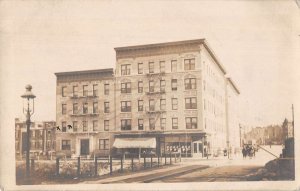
[
  {"xmin": 121, "ymin": 119, "xmax": 131, "ymax": 130},
  {"xmin": 83, "ymin": 103, "xmax": 88, "ymax": 114},
  {"xmin": 184, "ymin": 58, "xmax": 195, "ymax": 70},
  {"xmin": 160, "ymin": 61, "xmax": 165, "ymax": 72},
  {"xmin": 62, "ymin": 140, "xmax": 71, "ymax": 150},
  {"xmin": 138, "ymin": 119, "xmax": 144, "ymax": 130},
  {"xmin": 104, "ymin": 84, "xmax": 109, "ymax": 95},
  {"xmin": 121, "ymin": 64, "xmax": 130, "ymax": 75},
  {"xmin": 160, "ymin": 80, "xmax": 166, "ymax": 92},
  {"xmin": 62, "ymin": 122, "xmax": 66, "ymax": 132},
  {"xmin": 93, "ymin": 84, "xmax": 98, "ymax": 96},
  {"xmin": 104, "ymin": 102, "xmax": 109, "ymax": 113},
  {"xmin": 73, "ymin": 103, "xmax": 78, "ymax": 114},
  {"xmin": 203, "ymin": 80, "xmax": 206, "ymax": 91},
  {"xmin": 160, "ymin": 99, "xmax": 166, "ymax": 111},
  {"xmin": 104, "ymin": 120, "xmax": 109, "ymax": 131},
  {"xmin": 186, "ymin": 117, "xmax": 197, "ymax": 129},
  {"xmin": 93, "ymin": 120, "xmax": 98, "ymax": 131},
  {"xmin": 172, "ymin": 98, "xmax": 178, "ymax": 110},
  {"xmin": 62, "ymin": 86, "xmax": 67, "ymax": 97},
  {"xmin": 138, "ymin": 100, "xmax": 143, "ymax": 111},
  {"xmin": 149, "ymin": 118, "xmax": 155, "ymax": 130},
  {"xmin": 185, "ymin": 97, "xmax": 197, "ymax": 109},
  {"xmin": 149, "ymin": 99, "xmax": 155, "ymax": 111},
  {"xmin": 121, "ymin": 101, "xmax": 131, "ymax": 112},
  {"xmin": 172, "ymin": 118, "xmax": 178, "ymax": 129},
  {"xmin": 73, "ymin": 121, "xmax": 78, "ymax": 132},
  {"xmin": 62, "ymin": 104, "xmax": 67, "ymax": 115},
  {"xmin": 73, "ymin": 86, "xmax": 78, "ymax": 97},
  {"xmin": 83, "ymin": 85, "xmax": 88, "ymax": 96},
  {"xmin": 184, "ymin": 78, "xmax": 196, "ymax": 90},
  {"xmin": 171, "ymin": 60, "xmax": 177, "ymax": 72},
  {"xmin": 160, "ymin": 118, "xmax": 166, "ymax": 130},
  {"xmin": 204, "ymin": 99, "xmax": 206, "ymax": 110},
  {"xmin": 138, "ymin": 81, "xmax": 143, "ymax": 93},
  {"xmin": 99, "ymin": 139, "xmax": 109, "ymax": 150},
  {"xmin": 149, "ymin": 80, "xmax": 154, "ymax": 92},
  {"xmin": 138, "ymin": 63, "xmax": 143, "ymax": 74},
  {"xmin": 121, "ymin": 82, "xmax": 131, "ymax": 93},
  {"xmin": 171, "ymin": 79, "xmax": 177, "ymax": 91},
  {"xmin": 149, "ymin": 62, "xmax": 154, "ymax": 73},
  {"xmin": 83, "ymin": 121, "xmax": 88, "ymax": 132},
  {"xmin": 93, "ymin": 102, "xmax": 98, "ymax": 113}
]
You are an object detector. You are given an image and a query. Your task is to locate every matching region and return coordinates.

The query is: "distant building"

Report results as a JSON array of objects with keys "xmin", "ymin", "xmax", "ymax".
[
  {"xmin": 245, "ymin": 125, "xmax": 283, "ymax": 145},
  {"xmin": 15, "ymin": 118, "xmax": 56, "ymax": 160},
  {"xmin": 55, "ymin": 39, "xmax": 241, "ymax": 158},
  {"xmin": 282, "ymin": 118, "xmax": 293, "ymax": 140}
]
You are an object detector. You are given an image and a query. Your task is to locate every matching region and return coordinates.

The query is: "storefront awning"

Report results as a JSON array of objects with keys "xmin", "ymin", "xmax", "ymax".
[{"xmin": 113, "ymin": 137, "xmax": 156, "ymax": 149}]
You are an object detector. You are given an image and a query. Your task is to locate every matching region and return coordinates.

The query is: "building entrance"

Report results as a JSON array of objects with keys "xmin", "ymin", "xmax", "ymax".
[
  {"xmin": 192, "ymin": 141, "xmax": 203, "ymax": 157},
  {"xmin": 80, "ymin": 139, "xmax": 90, "ymax": 155}
]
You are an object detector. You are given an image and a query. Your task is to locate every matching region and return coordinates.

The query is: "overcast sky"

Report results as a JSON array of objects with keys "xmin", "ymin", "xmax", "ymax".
[{"xmin": 1, "ymin": 0, "xmax": 300, "ymax": 128}]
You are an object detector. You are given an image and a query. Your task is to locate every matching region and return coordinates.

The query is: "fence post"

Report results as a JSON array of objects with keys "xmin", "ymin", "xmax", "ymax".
[
  {"xmin": 165, "ymin": 153, "xmax": 167, "ymax": 165},
  {"xmin": 31, "ymin": 159, "xmax": 35, "ymax": 174},
  {"xmin": 175, "ymin": 153, "xmax": 177, "ymax": 163},
  {"xmin": 157, "ymin": 155, "xmax": 160, "ymax": 167},
  {"xmin": 144, "ymin": 155, "xmax": 146, "ymax": 169},
  {"xmin": 110, "ymin": 156, "xmax": 113, "ymax": 175},
  {"xmin": 150, "ymin": 155, "xmax": 153, "ymax": 168},
  {"xmin": 131, "ymin": 157, "xmax": 134, "ymax": 171},
  {"xmin": 120, "ymin": 156, "xmax": 123, "ymax": 173},
  {"xmin": 94, "ymin": 157, "xmax": 98, "ymax": 177},
  {"xmin": 180, "ymin": 152, "xmax": 181, "ymax": 162},
  {"xmin": 170, "ymin": 152, "xmax": 172, "ymax": 165},
  {"xmin": 56, "ymin": 158, "xmax": 59, "ymax": 176},
  {"xmin": 77, "ymin": 157, "xmax": 80, "ymax": 178}
]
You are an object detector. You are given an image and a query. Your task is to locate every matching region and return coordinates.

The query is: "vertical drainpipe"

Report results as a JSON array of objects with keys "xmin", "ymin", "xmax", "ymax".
[
  {"xmin": 225, "ymin": 79, "xmax": 230, "ymax": 159},
  {"xmin": 113, "ymin": 68, "xmax": 117, "ymax": 156}
]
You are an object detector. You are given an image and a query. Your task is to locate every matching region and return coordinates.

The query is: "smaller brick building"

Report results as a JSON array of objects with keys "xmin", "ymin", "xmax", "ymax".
[{"xmin": 15, "ymin": 118, "xmax": 56, "ymax": 160}]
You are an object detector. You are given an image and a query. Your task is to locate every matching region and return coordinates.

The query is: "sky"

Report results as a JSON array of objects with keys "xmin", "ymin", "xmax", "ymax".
[{"xmin": 1, "ymin": 0, "xmax": 300, "ymax": 128}]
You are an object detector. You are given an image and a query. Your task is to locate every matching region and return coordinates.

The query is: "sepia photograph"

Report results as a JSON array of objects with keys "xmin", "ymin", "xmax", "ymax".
[{"xmin": 0, "ymin": 0, "xmax": 299, "ymax": 190}]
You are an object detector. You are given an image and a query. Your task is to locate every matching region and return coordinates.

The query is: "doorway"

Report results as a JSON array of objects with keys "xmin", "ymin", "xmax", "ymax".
[
  {"xmin": 193, "ymin": 141, "xmax": 203, "ymax": 157},
  {"xmin": 80, "ymin": 139, "xmax": 90, "ymax": 155}
]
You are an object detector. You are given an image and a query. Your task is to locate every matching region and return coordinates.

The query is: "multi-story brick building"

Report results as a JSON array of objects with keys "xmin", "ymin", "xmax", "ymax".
[
  {"xmin": 55, "ymin": 69, "xmax": 115, "ymax": 157},
  {"xmin": 15, "ymin": 118, "xmax": 56, "ymax": 160},
  {"xmin": 55, "ymin": 39, "xmax": 240, "ymax": 158}
]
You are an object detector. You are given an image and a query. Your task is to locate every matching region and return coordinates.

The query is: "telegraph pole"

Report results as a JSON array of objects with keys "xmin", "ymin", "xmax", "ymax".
[{"xmin": 292, "ymin": 104, "xmax": 294, "ymax": 138}]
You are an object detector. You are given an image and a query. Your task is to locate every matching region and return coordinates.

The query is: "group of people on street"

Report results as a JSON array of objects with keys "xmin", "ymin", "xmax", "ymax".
[{"xmin": 242, "ymin": 144, "xmax": 256, "ymax": 159}]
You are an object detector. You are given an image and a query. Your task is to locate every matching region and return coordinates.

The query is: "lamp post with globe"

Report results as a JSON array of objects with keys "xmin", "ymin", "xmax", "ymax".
[{"xmin": 21, "ymin": 85, "xmax": 36, "ymax": 179}]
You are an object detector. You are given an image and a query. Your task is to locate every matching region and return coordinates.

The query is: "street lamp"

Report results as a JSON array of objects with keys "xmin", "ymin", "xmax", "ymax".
[{"xmin": 21, "ymin": 84, "xmax": 36, "ymax": 178}]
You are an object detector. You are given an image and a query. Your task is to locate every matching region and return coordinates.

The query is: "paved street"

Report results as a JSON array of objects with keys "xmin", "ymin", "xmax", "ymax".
[{"xmin": 80, "ymin": 145, "xmax": 282, "ymax": 183}]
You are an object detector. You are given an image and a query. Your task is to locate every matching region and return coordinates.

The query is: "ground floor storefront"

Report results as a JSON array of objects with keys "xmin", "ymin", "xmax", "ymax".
[
  {"xmin": 55, "ymin": 131, "xmax": 231, "ymax": 158},
  {"xmin": 113, "ymin": 132, "xmax": 211, "ymax": 158}
]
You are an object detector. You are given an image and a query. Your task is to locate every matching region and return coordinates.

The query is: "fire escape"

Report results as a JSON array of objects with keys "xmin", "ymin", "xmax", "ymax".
[{"xmin": 144, "ymin": 71, "xmax": 166, "ymax": 132}]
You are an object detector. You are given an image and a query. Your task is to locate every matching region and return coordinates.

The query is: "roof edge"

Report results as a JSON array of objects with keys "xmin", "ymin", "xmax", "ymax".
[
  {"xmin": 227, "ymin": 77, "xmax": 240, "ymax": 94},
  {"xmin": 114, "ymin": 39, "xmax": 206, "ymax": 51},
  {"xmin": 55, "ymin": 68, "xmax": 114, "ymax": 76}
]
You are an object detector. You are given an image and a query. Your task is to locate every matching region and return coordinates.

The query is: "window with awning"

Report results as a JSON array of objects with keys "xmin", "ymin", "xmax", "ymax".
[{"xmin": 113, "ymin": 137, "xmax": 156, "ymax": 149}]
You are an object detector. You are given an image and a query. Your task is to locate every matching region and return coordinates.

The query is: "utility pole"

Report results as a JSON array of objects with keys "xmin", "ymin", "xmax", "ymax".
[{"xmin": 292, "ymin": 104, "xmax": 295, "ymax": 138}]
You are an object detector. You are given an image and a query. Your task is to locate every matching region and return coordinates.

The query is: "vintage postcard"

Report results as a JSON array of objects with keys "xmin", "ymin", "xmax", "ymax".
[{"xmin": 0, "ymin": 0, "xmax": 299, "ymax": 190}]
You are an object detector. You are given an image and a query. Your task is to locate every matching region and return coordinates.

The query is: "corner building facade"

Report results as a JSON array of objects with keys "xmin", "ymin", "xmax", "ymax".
[
  {"xmin": 55, "ymin": 39, "xmax": 239, "ymax": 158},
  {"xmin": 114, "ymin": 39, "xmax": 228, "ymax": 157}
]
